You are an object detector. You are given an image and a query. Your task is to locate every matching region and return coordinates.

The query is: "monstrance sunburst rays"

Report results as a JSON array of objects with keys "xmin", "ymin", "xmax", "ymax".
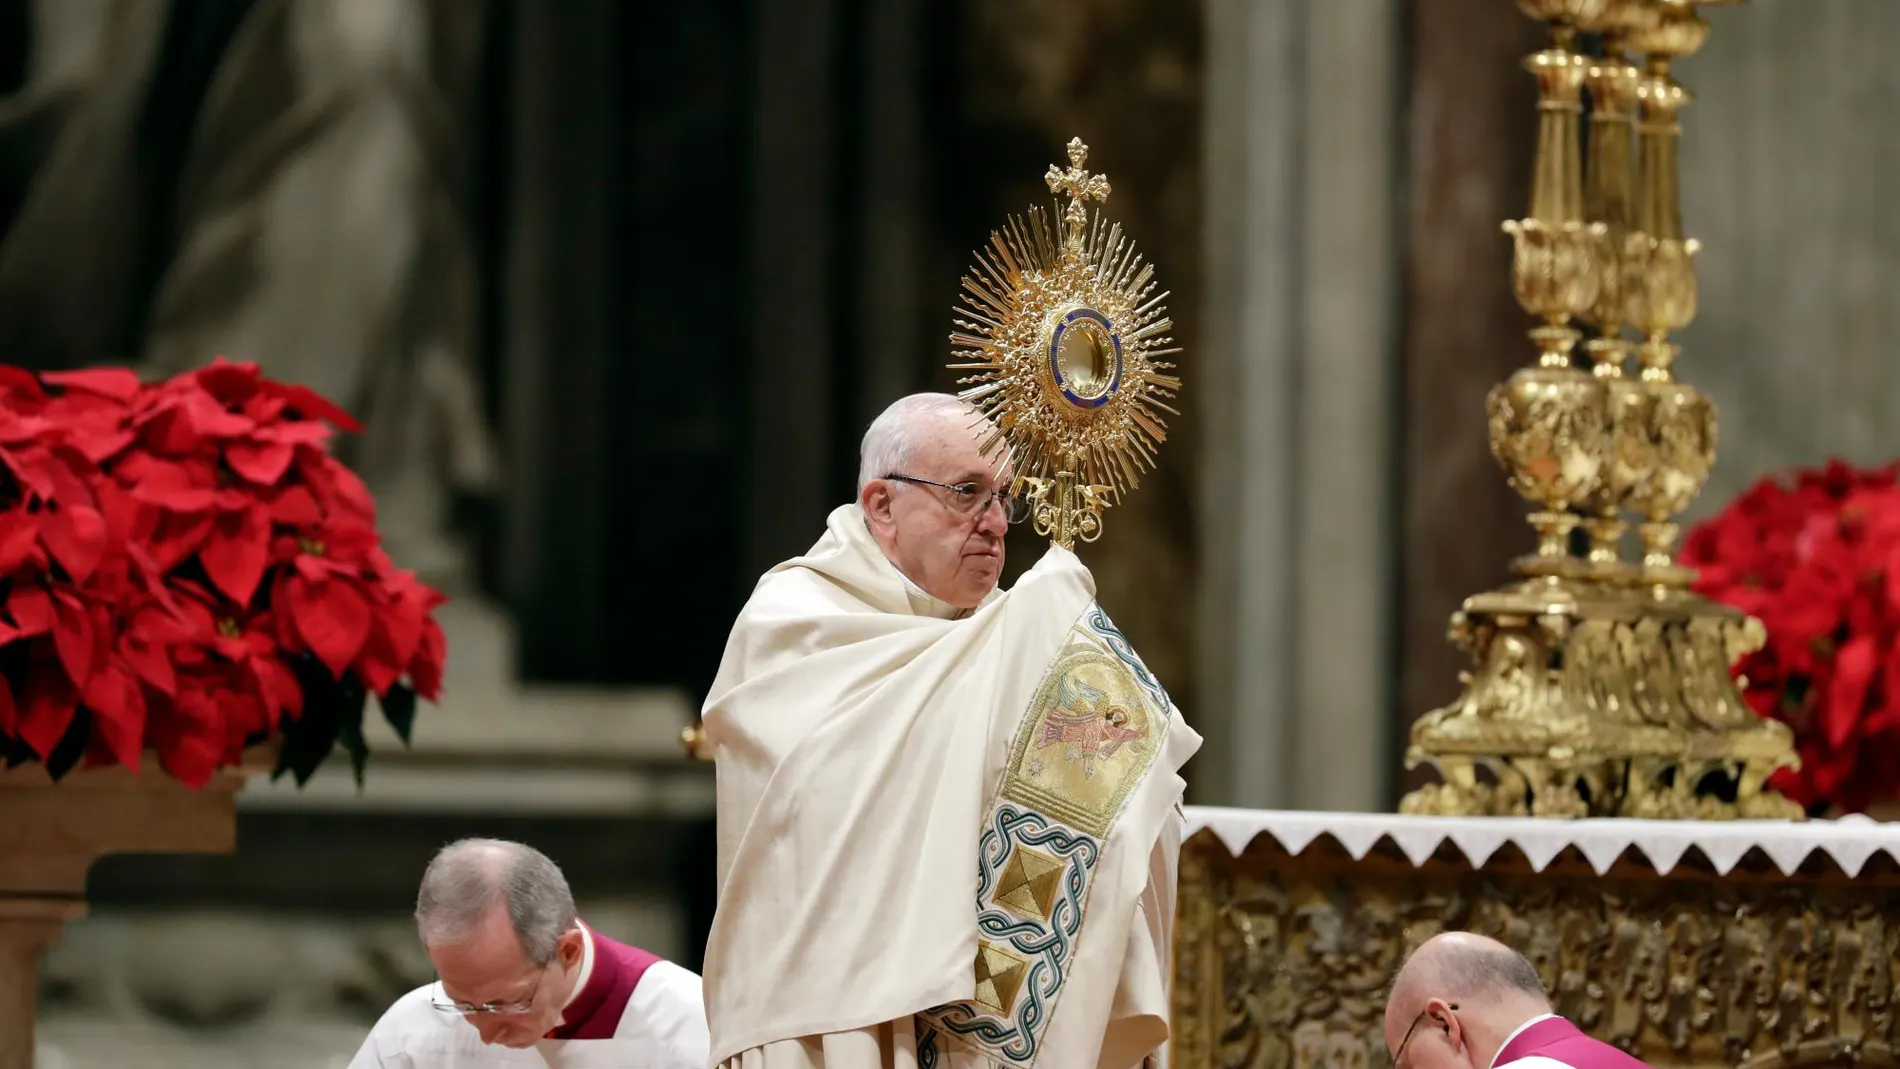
[{"xmin": 948, "ymin": 137, "xmax": 1182, "ymax": 551}]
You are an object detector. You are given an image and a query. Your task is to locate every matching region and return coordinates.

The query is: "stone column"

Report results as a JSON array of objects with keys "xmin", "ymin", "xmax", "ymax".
[
  {"xmin": 1395, "ymin": 3, "xmax": 1543, "ymax": 790},
  {"xmin": 1197, "ymin": 0, "xmax": 1401, "ymax": 811}
]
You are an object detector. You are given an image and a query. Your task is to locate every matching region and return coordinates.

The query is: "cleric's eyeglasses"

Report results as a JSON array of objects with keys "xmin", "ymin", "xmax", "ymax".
[
  {"xmin": 1391, "ymin": 1003, "xmax": 1457, "ymax": 1069},
  {"xmin": 430, "ymin": 967, "xmax": 546, "ymax": 1017},
  {"xmin": 885, "ymin": 473, "xmax": 1029, "ymax": 525}
]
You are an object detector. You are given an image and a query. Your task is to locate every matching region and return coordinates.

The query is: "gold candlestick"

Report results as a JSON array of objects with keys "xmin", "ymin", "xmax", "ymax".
[
  {"xmin": 1619, "ymin": 6, "xmax": 1715, "ymax": 588},
  {"xmin": 1401, "ymin": 0, "xmax": 1800, "ymax": 822},
  {"xmin": 1577, "ymin": 1, "xmax": 1650, "ymax": 579},
  {"xmin": 1491, "ymin": 18, "xmax": 1608, "ymax": 579}
]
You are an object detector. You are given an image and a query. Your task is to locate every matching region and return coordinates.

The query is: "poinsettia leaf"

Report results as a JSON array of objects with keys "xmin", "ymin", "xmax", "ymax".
[
  {"xmin": 43, "ymin": 368, "xmax": 141, "ymax": 401},
  {"xmin": 0, "ymin": 513, "xmax": 42, "ymax": 575},
  {"xmin": 130, "ymin": 459, "xmax": 218, "ymax": 514},
  {"xmin": 1825, "ymin": 636, "xmax": 1878, "ymax": 749},
  {"xmin": 83, "ymin": 666, "xmax": 146, "ymax": 771},
  {"xmin": 378, "ymin": 682, "xmax": 417, "ymax": 746},
  {"xmin": 148, "ymin": 511, "xmax": 215, "ymax": 571},
  {"xmin": 40, "ymin": 504, "xmax": 107, "ymax": 584},
  {"xmin": 201, "ymin": 505, "xmax": 271, "ymax": 606},
  {"xmin": 182, "ymin": 387, "xmax": 256, "ymax": 439},
  {"xmin": 289, "ymin": 575, "xmax": 372, "ymax": 678},
  {"xmin": 10, "ymin": 585, "xmax": 53, "ymax": 637},
  {"xmin": 50, "ymin": 593, "xmax": 95, "ymax": 690},
  {"xmin": 0, "ymin": 366, "xmax": 45, "ymax": 399},
  {"xmin": 1886, "ymin": 544, "xmax": 1900, "ymax": 613},
  {"xmin": 272, "ymin": 383, "xmax": 363, "ymax": 433},
  {"xmin": 408, "ymin": 618, "xmax": 445, "ymax": 701},
  {"xmin": 3, "ymin": 448, "xmax": 57, "ymax": 500},
  {"xmin": 267, "ymin": 485, "xmax": 323, "ymax": 526},
  {"xmin": 42, "ymin": 707, "xmax": 90, "ymax": 781},
  {"xmin": 226, "ymin": 440, "xmax": 296, "ymax": 486},
  {"xmin": 121, "ymin": 636, "xmax": 178, "ymax": 697},
  {"xmin": 152, "ymin": 703, "xmax": 222, "ymax": 789},
  {"xmin": 17, "ymin": 669, "xmax": 77, "ymax": 761}
]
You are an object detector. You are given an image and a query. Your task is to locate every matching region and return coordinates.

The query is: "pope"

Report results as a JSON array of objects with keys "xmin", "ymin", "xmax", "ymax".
[{"xmin": 699, "ymin": 392, "xmax": 1201, "ymax": 1069}]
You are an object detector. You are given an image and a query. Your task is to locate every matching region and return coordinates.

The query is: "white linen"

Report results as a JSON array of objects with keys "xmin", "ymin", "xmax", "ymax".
[
  {"xmin": 1182, "ymin": 806, "xmax": 1900, "ymax": 876},
  {"xmin": 1495, "ymin": 1057, "xmax": 1579, "ymax": 1069},
  {"xmin": 345, "ymin": 960, "xmax": 708, "ymax": 1069}
]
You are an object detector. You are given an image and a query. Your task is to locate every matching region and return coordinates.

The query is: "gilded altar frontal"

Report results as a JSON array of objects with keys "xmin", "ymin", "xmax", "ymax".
[
  {"xmin": 7, "ymin": 0, "xmax": 1900, "ymax": 1066},
  {"xmin": 1173, "ymin": 820, "xmax": 1900, "ymax": 1069}
]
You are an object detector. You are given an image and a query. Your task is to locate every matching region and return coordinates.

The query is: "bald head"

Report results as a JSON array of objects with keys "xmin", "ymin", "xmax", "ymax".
[
  {"xmin": 1391, "ymin": 932, "xmax": 1548, "ymax": 1011},
  {"xmin": 1384, "ymin": 933, "xmax": 1552, "ymax": 1069}
]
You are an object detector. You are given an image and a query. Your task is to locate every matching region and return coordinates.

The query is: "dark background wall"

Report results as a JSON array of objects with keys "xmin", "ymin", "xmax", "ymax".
[{"xmin": 494, "ymin": 0, "xmax": 1206, "ymax": 715}]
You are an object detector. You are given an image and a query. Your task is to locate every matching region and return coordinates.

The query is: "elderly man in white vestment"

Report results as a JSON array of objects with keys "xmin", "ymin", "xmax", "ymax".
[
  {"xmin": 349, "ymin": 838, "xmax": 710, "ymax": 1068},
  {"xmin": 700, "ymin": 392, "xmax": 1202, "ymax": 1069}
]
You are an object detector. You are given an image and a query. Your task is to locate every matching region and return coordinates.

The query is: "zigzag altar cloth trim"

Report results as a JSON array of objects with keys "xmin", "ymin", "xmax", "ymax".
[
  {"xmin": 917, "ymin": 604, "xmax": 1173, "ymax": 1068},
  {"xmin": 1181, "ymin": 807, "xmax": 1900, "ymax": 878}
]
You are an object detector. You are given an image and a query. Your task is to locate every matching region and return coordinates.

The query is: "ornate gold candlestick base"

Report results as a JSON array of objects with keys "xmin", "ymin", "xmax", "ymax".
[{"xmin": 1404, "ymin": 583, "xmax": 1801, "ymax": 820}]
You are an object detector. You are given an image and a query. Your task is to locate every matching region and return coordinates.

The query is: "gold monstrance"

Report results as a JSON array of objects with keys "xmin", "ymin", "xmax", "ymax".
[{"xmin": 949, "ymin": 137, "xmax": 1181, "ymax": 550}]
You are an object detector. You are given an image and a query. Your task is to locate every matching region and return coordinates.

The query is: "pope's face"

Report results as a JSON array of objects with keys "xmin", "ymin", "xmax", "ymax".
[
  {"xmin": 861, "ymin": 412, "xmax": 1011, "ymax": 609},
  {"xmin": 428, "ymin": 910, "xmax": 584, "ymax": 1048}
]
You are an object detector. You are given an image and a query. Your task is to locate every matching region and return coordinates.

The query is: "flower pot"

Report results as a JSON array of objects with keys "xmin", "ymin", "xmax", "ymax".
[{"xmin": 0, "ymin": 747, "xmax": 270, "ymax": 1069}]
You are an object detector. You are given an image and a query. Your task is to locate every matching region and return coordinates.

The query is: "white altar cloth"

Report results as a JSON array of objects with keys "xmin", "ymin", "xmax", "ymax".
[{"xmin": 1182, "ymin": 805, "xmax": 1900, "ymax": 878}]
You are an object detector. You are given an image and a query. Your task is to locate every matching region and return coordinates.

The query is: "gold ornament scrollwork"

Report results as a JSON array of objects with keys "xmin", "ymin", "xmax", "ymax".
[{"xmin": 1174, "ymin": 838, "xmax": 1900, "ymax": 1069}]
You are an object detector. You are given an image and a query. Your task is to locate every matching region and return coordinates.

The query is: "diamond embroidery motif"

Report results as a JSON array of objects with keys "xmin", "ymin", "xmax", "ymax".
[
  {"xmin": 973, "ymin": 941, "xmax": 1030, "ymax": 1017},
  {"xmin": 991, "ymin": 845, "xmax": 1065, "ymax": 922}
]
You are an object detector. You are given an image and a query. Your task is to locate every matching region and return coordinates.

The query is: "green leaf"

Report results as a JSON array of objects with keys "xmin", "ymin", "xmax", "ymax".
[
  {"xmin": 378, "ymin": 683, "xmax": 418, "ymax": 746},
  {"xmin": 335, "ymin": 671, "xmax": 370, "ymax": 790},
  {"xmin": 280, "ymin": 653, "xmax": 346, "ymax": 786},
  {"xmin": 43, "ymin": 708, "xmax": 90, "ymax": 781}
]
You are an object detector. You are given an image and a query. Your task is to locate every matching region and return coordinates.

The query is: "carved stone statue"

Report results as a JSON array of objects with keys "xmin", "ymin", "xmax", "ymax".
[{"xmin": 0, "ymin": 0, "xmax": 498, "ymax": 592}]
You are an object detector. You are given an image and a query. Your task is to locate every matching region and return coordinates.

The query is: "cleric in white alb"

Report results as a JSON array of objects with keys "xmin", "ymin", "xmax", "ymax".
[{"xmin": 349, "ymin": 838, "xmax": 709, "ymax": 1068}]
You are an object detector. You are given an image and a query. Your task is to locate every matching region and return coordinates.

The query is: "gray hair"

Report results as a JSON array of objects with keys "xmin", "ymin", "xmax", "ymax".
[
  {"xmin": 857, "ymin": 392, "xmax": 984, "ymax": 492},
  {"xmin": 414, "ymin": 838, "xmax": 576, "ymax": 966}
]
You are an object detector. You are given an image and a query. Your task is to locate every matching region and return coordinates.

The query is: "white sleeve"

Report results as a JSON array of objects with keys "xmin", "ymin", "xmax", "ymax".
[
  {"xmin": 345, "ymin": 988, "xmax": 431, "ymax": 1069},
  {"xmin": 345, "ymin": 1027, "xmax": 409, "ymax": 1069},
  {"xmin": 625, "ymin": 961, "xmax": 713, "ymax": 1069}
]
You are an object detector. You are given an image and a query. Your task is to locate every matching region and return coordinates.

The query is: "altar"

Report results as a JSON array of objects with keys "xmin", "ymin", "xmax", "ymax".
[
  {"xmin": 1170, "ymin": 807, "xmax": 1900, "ymax": 1069},
  {"xmin": 1161, "ymin": 3, "xmax": 1900, "ymax": 1063}
]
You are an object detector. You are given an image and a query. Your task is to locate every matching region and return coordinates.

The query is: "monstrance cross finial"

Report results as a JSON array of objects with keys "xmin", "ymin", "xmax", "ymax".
[{"xmin": 1045, "ymin": 137, "xmax": 1111, "ymax": 255}]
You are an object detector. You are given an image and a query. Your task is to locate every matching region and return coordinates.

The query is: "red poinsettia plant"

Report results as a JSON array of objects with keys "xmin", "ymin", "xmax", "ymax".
[
  {"xmin": 0, "ymin": 359, "xmax": 444, "ymax": 790},
  {"xmin": 1682, "ymin": 459, "xmax": 1900, "ymax": 815}
]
